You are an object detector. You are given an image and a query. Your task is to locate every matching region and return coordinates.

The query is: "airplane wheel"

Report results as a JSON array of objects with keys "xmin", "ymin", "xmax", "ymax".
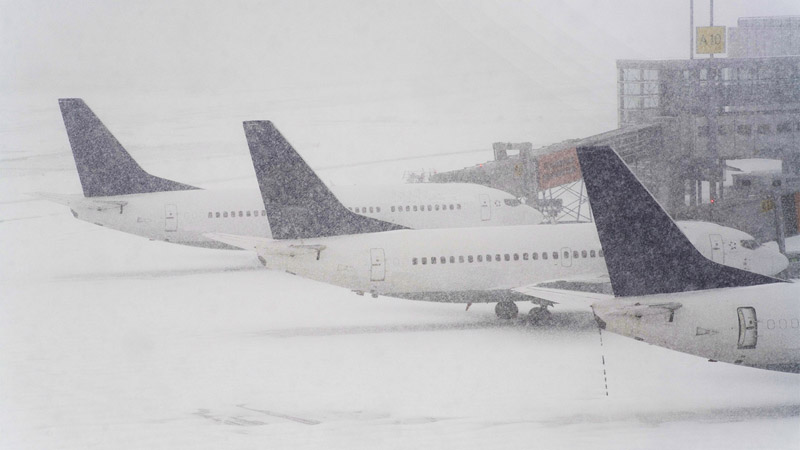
[
  {"xmin": 528, "ymin": 307, "xmax": 551, "ymax": 324},
  {"xmin": 495, "ymin": 301, "xmax": 519, "ymax": 320}
]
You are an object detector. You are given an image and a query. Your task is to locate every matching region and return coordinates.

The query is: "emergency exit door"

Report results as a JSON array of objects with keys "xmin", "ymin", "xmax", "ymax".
[
  {"xmin": 370, "ymin": 248, "xmax": 385, "ymax": 281},
  {"xmin": 165, "ymin": 204, "xmax": 178, "ymax": 232},
  {"xmin": 737, "ymin": 307, "xmax": 757, "ymax": 349},
  {"xmin": 479, "ymin": 195, "xmax": 491, "ymax": 221}
]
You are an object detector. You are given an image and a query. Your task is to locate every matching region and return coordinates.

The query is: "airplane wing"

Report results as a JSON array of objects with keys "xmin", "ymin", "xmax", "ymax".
[
  {"xmin": 31, "ymin": 192, "xmax": 128, "ymax": 212},
  {"xmin": 205, "ymin": 233, "xmax": 326, "ymax": 259},
  {"xmin": 512, "ymin": 274, "xmax": 614, "ymax": 308}
]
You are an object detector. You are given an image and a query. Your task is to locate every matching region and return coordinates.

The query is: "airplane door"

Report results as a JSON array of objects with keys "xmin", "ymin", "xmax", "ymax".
[
  {"xmin": 737, "ymin": 307, "xmax": 757, "ymax": 349},
  {"xmin": 709, "ymin": 234, "xmax": 724, "ymax": 263},
  {"xmin": 479, "ymin": 195, "xmax": 491, "ymax": 221},
  {"xmin": 560, "ymin": 247, "xmax": 572, "ymax": 267},
  {"xmin": 370, "ymin": 248, "xmax": 385, "ymax": 281},
  {"xmin": 165, "ymin": 204, "xmax": 178, "ymax": 232}
]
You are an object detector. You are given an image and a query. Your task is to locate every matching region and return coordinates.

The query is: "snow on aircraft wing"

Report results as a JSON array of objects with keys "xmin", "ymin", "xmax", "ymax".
[{"xmin": 205, "ymin": 233, "xmax": 326, "ymax": 258}]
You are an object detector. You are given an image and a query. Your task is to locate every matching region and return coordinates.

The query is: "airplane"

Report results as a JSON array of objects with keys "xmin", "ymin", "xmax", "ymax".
[
  {"xmin": 524, "ymin": 147, "xmax": 799, "ymax": 373},
  {"xmin": 40, "ymin": 98, "xmax": 543, "ymax": 250},
  {"xmin": 207, "ymin": 121, "xmax": 789, "ymax": 321},
  {"xmin": 41, "ymin": 99, "xmax": 788, "ymax": 279}
]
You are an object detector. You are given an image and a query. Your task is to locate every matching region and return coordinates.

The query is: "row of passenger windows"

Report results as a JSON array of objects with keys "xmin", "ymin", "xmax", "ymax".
[
  {"xmin": 412, "ymin": 249, "xmax": 603, "ymax": 265},
  {"xmin": 208, "ymin": 210, "xmax": 267, "ymax": 218},
  {"xmin": 349, "ymin": 204, "xmax": 463, "ymax": 214}
]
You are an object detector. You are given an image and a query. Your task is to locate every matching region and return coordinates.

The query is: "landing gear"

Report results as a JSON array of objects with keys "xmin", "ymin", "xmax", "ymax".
[
  {"xmin": 495, "ymin": 301, "xmax": 519, "ymax": 320},
  {"xmin": 527, "ymin": 306, "xmax": 552, "ymax": 324}
]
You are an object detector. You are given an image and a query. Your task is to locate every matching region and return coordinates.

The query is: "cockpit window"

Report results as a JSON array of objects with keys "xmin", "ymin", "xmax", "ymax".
[
  {"xmin": 504, "ymin": 198, "xmax": 522, "ymax": 207},
  {"xmin": 740, "ymin": 239, "xmax": 760, "ymax": 250}
]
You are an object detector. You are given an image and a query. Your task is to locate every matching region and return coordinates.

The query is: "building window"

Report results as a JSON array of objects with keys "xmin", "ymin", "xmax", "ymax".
[
  {"xmin": 737, "ymin": 124, "xmax": 752, "ymax": 135},
  {"xmin": 757, "ymin": 124, "xmax": 771, "ymax": 135},
  {"xmin": 777, "ymin": 122, "xmax": 793, "ymax": 133},
  {"xmin": 718, "ymin": 125, "xmax": 728, "ymax": 135},
  {"xmin": 698, "ymin": 126, "xmax": 709, "ymax": 137}
]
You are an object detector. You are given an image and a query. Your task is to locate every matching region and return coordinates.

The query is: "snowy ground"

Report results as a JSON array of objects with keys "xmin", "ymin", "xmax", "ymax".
[{"xmin": 2, "ymin": 98, "xmax": 800, "ymax": 449}]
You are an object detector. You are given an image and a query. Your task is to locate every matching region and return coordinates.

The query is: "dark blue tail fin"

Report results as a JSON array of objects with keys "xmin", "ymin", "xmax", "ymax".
[
  {"xmin": 575, "ymin": 146, "xmax": 782, "ymax": 297},
  {"xmin": 59, "ymin": 98, "xmax": 199, "ymax": 197},
  {"xmin": 243, "ymin": 121, "xmax": 406, "ymax": 239}
]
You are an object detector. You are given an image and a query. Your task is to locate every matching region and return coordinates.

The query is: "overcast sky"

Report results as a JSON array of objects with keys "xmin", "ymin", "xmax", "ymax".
[{"xmin": 2, "ymin": 1, "xmax": 799, "ymax": 167}]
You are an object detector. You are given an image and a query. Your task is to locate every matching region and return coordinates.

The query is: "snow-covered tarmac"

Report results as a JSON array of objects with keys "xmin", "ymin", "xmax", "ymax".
[{"xmin": 2, "ymin": 99, "xmax": 799, "ymax": 449}]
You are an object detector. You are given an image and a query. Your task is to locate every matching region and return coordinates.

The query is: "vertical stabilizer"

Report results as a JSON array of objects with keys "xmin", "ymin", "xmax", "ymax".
[
  {"xmin": 243, "ymin": 120, "xmax": 406, "ymax": 239},
  {"xmin": 576, "ymin": 146, "xmax": 782, "ymax": 297},
  {"xmin": 59, "ymin": 98, "xmax": 199, "ymax": 197}
]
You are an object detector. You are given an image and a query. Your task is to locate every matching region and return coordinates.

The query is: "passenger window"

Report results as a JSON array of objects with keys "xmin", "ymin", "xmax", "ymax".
[
  {"xmin": 246, "ymin": 211, "xmax": 251, "ymax": 217},
  {"xmin": 422, "ymin": 257, "xmax": 427, "ymax": 265},
  {"xmin": 590, "ymin": 250, "xmax": 596, "ymax": 257},
  {"xmin": 440, "ymin": 257, "xmax": 446, "ymax": 264},
  {"xmin": 355, "ymin": 207, "xmax": 360, "ymax": 213},
  {"xmin": 513, "ymin": 254, "xmax": 519, "ymax": 261},
  {"xmin": 542, "ymin": 252, "xmax": 548, "ymax": 260},
  {"xmin": 457, "ymin": 204, "xmax": 462, "ymax": 209},
  {"xmin": 413, "ymin": 206, "xmax": 418, "ymax": 211},
  {"xmin": 459, "ymin": 256, "xmax": 465, "ymax": 263},
  {"xmin": 495, "ymin": 254, "xmax": 501, "ymax": 262},
  {"xmin": 224, "ymin": 212, "xmax": 228, "ymax": 218},
  {"xmin": 431, "ymin": 256, "xmax": 437, "ymax": 264},
  {"xmin": 469, "ymin": 255, "xmax": 474, "ymax": 263},
  {"xmin": 426, "ymin": 205, "xmax": 431, "ymax": 211},
  {"xmin": 486, "ymin": 254, "xmax": 492, "ymax": 262},
  {"xmin": 581, "ymin": 250, "xmax": 587, "ymax": 258},
  {"xmin": 449, "ymin": 204, "xmax": 454, "ymax": 210},
  {"xmin": 391, "ymin": 206, "xmax": 396, "ymax": 212},
  {"xmin": 449, "ymin": 256, "xmax": 455, "ymax": 263},
  {"xmin": 369, "ymin": 207, "xmax": 374, "ymax": 213},
  {"xmin": 412, "ymin": 258, "xmax": 418, "ymax": 265},
  {"xmin": 532, "ymin": 252, "xmax": 538, "ymax": 260},
  {"xmin": 254, "ymin": 210, "xmax": 259, "ymax": 216},
  {"xmin": 215, "ymin": 212, "xmax": 220, "ymax": 218},
  {"xmin": 208, "ymin": 212, "xmax": 213, "ymax": 218},
  {"xmin": 435, "ymin": 205, "xmax": 440, "ymax": 211},
  {"xmin": 419, "ymin": 205, "xmax": 424, "ymax": 211},
  {"xmin": 405, "ymin": 206, "xmax": 410, "ymax": 212},
  {"xmin": 477, "ymin": 255, "xmax": 483, "ymax": 262},
  {"xmin": 376, "ymin": 207, "xmax": 381, "ymax": 213},
  {"xmin": 553, "ymin": 252, "xmax": 559, "ymax": 259},
  {"xmin": 504, "ymin": 254, "xmax": 510, "ymax": 261},
  {"xmin": 239, "ymin": 211, "xmax": 243, "ymax": 217},
  {"xmin": 572, "ymin": 251, "xmax": 578, "ymax": 258},
  {"xmin": 599, "ymin": 249, "xmax": 604, "ymax": 257},
  {"xmin": 523, "ymin": 253, "xmax": 528, "ymax": 260}
]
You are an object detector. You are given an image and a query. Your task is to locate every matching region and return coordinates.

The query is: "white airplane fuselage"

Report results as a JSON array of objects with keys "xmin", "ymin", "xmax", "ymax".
[
  {"xmin": 262, "ymin": 223, "xmax": 607, "ymax": 300},
  {"xmin": 67, "ymin": 183, "xmax": 543, "ymax": 249},
  {"xmin": 591, "ymin": 283, "xmax": 800, "ymax": 372},
  {"xmin": 65, "ymin": 185, "xmax": 788, "ymax": 277}
]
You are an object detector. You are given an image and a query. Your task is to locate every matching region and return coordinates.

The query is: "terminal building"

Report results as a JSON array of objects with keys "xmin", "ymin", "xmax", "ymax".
[{"xmin": 431, "ymin": 16, "xmax": 800, "ymax": 250}]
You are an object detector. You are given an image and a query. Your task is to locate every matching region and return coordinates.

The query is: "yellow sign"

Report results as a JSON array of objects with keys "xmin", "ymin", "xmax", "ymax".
[{"xmin": 696, "ymin": 26, "xmax": 726, "ymax": 54}]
